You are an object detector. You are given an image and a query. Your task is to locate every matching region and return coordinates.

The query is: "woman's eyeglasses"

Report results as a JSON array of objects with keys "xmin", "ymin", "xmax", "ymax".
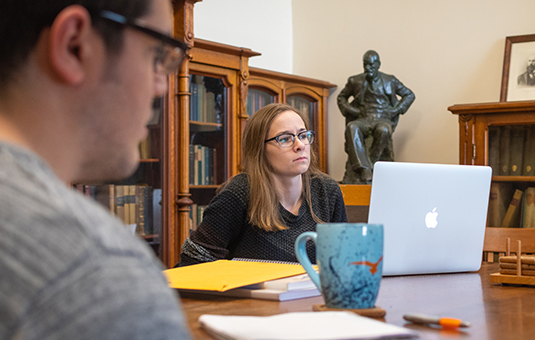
[{"xmin": 264, "ymin": 130, "xmax": 315, "ymax": 148}]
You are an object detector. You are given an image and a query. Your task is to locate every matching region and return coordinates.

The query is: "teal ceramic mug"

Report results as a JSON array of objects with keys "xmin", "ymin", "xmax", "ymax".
[{"xmin": 295, "ymin": 223, "xmax": 383, "ymax": 309}]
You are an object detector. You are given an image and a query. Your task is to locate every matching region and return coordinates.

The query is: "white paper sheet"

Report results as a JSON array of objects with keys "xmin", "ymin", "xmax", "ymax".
[{"xmin": 199, "ymin": 311, "xmax": 417, "ymax": 340}]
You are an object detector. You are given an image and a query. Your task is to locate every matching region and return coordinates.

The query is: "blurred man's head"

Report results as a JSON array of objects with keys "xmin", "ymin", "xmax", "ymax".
[
  {"xmin": 0, "ymin": 0, "xmax": 152, "ymax": 89},
  {"xmin": 0, "ymin": 0, "xmax": 186, "ymax": 183}
]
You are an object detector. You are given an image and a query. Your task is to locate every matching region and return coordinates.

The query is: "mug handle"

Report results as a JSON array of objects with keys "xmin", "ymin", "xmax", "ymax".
[{"xmin": 294, "ymin": 231, "xmax": 321, "ymax": 291}]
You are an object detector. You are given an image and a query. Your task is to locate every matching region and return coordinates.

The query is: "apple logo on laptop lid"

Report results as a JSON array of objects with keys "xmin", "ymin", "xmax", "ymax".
[{"xmin": 425, "ymin": 207, "xmax": 438, "ymax": 228}]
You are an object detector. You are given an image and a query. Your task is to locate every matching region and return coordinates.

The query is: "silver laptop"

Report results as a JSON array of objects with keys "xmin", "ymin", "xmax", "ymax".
[{"xmin": 368, "ymin": 161, "xmax": 492, "ymax": 276}]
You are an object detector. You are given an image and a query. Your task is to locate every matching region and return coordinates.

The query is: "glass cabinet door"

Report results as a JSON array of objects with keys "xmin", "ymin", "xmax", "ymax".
[
  {"xmin": 246, "ymin": 88, "xmax": 275, "ymax": 116},
  {"xmin": 188, "ymin": 74, "xmax": 228, "ymax": 231},
  {"xmin": 487, "ymin": 124, "xmax": 535, "ymax": 229},
  {"xmin": 287, "ymin": 95, "xmax": 316, "ymax": 133},
  {"xmin": 488, "ymin": 125, "xmax": 535, "ymax": 178}
]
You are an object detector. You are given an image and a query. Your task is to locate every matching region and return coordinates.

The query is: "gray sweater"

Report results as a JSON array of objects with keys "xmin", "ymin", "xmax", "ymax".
[
  {"xmin": 179, "ymin": 173, "xmax": 347, "ymax": 266},
  {"xmin": 0, "ymin": 143, "xmax": 191, "ymax": 340}
]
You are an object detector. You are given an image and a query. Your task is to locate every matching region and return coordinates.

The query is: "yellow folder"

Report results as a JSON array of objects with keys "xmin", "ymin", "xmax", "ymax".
[{"xmin": 164, "ymin": 260, "xmax": 307, "ymax": 292}]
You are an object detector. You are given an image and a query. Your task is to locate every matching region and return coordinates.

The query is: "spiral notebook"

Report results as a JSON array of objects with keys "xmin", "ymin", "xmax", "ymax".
[{"xmin": 163, "ymin": 260, "xmax": 307, "ymax": 291}]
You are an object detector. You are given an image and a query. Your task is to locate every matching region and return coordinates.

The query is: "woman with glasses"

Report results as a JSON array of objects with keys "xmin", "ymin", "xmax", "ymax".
[{"xmin": 177, "ymin": 103, "xmax": 347, "ymax": 266}]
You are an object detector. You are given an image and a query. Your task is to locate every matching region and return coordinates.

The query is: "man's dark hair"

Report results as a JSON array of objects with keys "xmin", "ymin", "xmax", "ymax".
[{"xmin": 0, "ymin": 0, "xmax": 151, "ymax": 87}]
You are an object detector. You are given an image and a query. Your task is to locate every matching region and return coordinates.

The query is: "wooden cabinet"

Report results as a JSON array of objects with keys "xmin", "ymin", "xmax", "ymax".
[
  {"xmin": 169, "ymin": 36, "xmax": 258, "ymax": 267},
  {"xmin": 149, "ymin": 0, "xmax": 339, "ymax": 267},
  {"xmin": 449, "ymin": 100, "xmax": 535, "ymax": 260}
]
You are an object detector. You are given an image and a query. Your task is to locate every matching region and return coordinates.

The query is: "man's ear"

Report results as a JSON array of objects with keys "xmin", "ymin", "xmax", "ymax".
[{"xmin": 47, "ymin": 5, "xmax": 96, "ymax": 85}]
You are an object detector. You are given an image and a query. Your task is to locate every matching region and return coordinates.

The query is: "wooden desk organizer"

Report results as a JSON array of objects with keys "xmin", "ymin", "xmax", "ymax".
[{"xmin": 490, "ymin": 238, "xmax": 535, "ymax": 286}]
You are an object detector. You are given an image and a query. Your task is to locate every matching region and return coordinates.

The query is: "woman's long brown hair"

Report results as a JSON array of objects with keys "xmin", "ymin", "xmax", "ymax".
[{"xmin": 242, "ymin": 103, "xmax": 324, "ymax": 231}]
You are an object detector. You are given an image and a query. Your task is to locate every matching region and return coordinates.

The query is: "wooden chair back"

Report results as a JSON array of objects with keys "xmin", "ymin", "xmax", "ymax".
[
  {"xmin": 483, "ymin": 228, "xmax": 535, "ymax": 259},
  {"xmin": 339, "ymin": 184, "xmax": 371, "ymax": 223}
]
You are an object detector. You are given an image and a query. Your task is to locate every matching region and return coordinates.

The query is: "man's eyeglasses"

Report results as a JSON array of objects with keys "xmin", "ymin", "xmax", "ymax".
[
  {"xmin": 100, "ymin": 10, "xmax": 189, "ymax": 75},
  {"xmin": 265, "ymin": 130, "xmax": 315, "ymax": 148}
]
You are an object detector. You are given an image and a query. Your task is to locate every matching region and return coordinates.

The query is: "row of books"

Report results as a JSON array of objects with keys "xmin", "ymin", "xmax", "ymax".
[
  {"xmin": 488, "ymin": 183, "xmax": 535, "ymax": 228},
  {"xmin": 488, "ymin": 125, "xmax": 535, "ymax": 177},
  {"xmin": 75, "ymin": 184, "xmax": 162, "ymax": 237},
  {"xmin": 189, "ymin": 75, "xmax": 221, "ymax": 124},
  {"xmin": 189, "ymin": 144, "xmax": 217, "ymax": 185},
  {"xmin": 189, "ymin": 203, "xmax": 208, "ymax": 232}
]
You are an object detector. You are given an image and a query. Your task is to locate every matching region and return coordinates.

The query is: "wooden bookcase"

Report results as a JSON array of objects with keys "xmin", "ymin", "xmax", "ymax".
[
  {"xmin": 449, "ymin": 100, "xmax": 535, "ymax": 261},
  {"xmin": 167, "ymin": 1, "xmax": 338, "ymax": 267},
  {"xmin": 175, "ymin": 38, "xmax": 260, "ymax": 263}
]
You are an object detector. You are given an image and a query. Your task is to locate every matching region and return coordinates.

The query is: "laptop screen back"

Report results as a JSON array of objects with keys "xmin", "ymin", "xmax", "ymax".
[{"xmin": 368, "ymin": 162, "xmax": 492, "ymax": 276}]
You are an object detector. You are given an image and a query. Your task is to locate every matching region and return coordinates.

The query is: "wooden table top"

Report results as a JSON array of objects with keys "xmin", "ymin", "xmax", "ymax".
[{"xmin": 179, "ymin": 263, "xmax": 535, "ymax": 339}]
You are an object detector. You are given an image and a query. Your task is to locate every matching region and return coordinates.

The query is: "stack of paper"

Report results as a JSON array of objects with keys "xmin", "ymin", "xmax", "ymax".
[
  {"xmin": 182, "ymin": 274, "xmax": 320, "ymax": 301},
  {"xmin": 199, "ymin": 312, "xmax": 417, "ymax": 340}
]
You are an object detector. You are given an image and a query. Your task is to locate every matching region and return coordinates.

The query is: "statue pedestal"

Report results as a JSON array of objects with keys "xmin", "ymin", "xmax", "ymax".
[{"xmin": 339, "ymin": 184, "xmax": 371, "ymax": 223}]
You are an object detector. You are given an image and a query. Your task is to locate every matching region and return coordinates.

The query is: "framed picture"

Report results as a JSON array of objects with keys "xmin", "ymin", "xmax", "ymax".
[{"xmin": 500, "ymin": 34, "xmax": 535, "ymax": 102}]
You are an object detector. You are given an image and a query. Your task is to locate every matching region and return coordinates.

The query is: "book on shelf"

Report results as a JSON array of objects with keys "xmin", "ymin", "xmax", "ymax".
[
  {"xmin": 190, "ymin": 75, "xmax": 201, "ymax": 121},
  {"xmin": 115, "ymin": 185, "xmax": 126, "ymax": 224},
  {"xmin": 488, "ymin": 127, "xmax": 501, "ymax": 176},
  {"xmin": 188, "ymin": 144, "xmax": 194, "ymax": 185},
  {"xmin": 523, "ymin": 125, "xmax": 535, "ymax": 176},
  {"xmin": 189, "ymin": 204, "xmax": 208, "ymax": 231},
  {"xmin": 189, "ymin": 203, "xmax": 197, "ymax": 231},
  {"xmin": 198, "ymin": 77, "xmax": 206, "ymax": 122},
  {"xmin": 152, "ymin": 189, "xmax": 162, "ymax": 237},
  {"xmin": 524, "ymin": 187, "xmax": 535, "ymax": 228},
  {"xmin": 501, "ymin": 189, "xmax": 523, "ymax": 227},
  {"xmin": 499, "ymin": 125, "xmax": 512, "ymax": 176},
  {"xmin": 206, "ymin": 91, "xmax": 216, "ymax": 123},
  {"xmin": 509, "ymin": 125, "xmax": 526, "ymax": 176},
  {"xmin": 488, "ymin": 182, "xmax": 513, "ymax": 227},
  {"xmin": 144, "ymin": 186, "xmax": 154, "ymax": 235},
  {"xmin": 138, "ymin": 136, "xmax": 151, "ymax": 159},
  {"xmin": 126, "ymin": 185, "xmax": 137, "ymax": 227},
  {"xmin": 134, "ymin": 184, "xmax": 148, "ymax": 236}
]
